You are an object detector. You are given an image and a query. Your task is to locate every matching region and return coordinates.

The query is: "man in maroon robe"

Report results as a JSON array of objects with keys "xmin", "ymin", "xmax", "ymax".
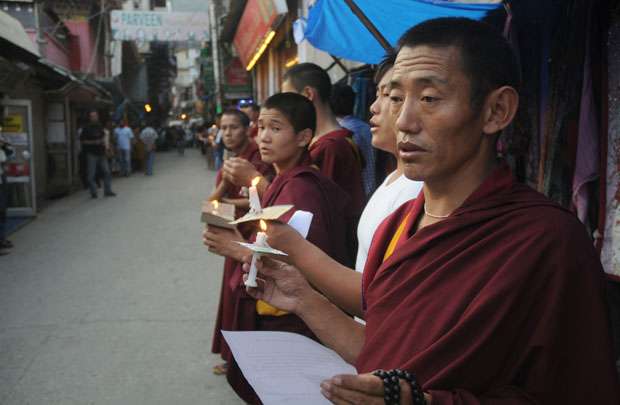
[
  {"xmin": 281, "ymin": 63, "xmax": 365, "ymax": 265},
  {"xmin": 245, "ymin": 18, "xmax": 620, "ymax": 404},
  {"xmin": 207, "ymin": 109, "xmax": 273, "ymax": 367},
  {"xmin": 205, "ymin": 93, "xmax": 350, "ymax": 403}
]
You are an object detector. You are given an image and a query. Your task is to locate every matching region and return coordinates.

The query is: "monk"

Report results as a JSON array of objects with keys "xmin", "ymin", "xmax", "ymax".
[
  {"xmin": 204, "ymin": 92, "xmax": 350, "ymax": 403},
  {"xmin": 282, "ymin": 63, "xmax": 365, "ymax": 265},
  {"xmin": 245, "ymin": 17, "xmax": 620, "ymax": 404},
  {"xmin": 206, "ymin": 108, "xmax": 272, "ymax": 374}
]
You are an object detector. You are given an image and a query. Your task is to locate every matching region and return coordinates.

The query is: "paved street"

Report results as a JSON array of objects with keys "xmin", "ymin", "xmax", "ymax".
[{"xmin": 0, "ymin": 149, "xmax": 243, "ymax": 404}]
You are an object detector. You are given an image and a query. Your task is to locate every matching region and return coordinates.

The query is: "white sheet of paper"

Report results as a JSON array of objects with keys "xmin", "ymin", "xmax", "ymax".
[
  {"xmin": 287, "ymin": 210, "xmax": 313, "ymax": 239},
  {"xmin": 223, "ymin": 331, "xmax": 357, "ymax": 405}
]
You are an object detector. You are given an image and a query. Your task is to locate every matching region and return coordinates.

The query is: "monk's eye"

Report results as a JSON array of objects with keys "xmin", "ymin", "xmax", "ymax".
[
  {"xmin": 272, "ymin": 127, "xmax": 281, "ymax": 132},
  {"xmin": 258, "ymin": 126, "xmax": 265, "ymax": 131},
  {"xmin": 421, "ymin": 96, "xmax": 439, "ymax": 103}
]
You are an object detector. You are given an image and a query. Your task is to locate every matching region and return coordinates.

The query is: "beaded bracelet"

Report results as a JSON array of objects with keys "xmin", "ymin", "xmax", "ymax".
[{"xmin": 372, "ymin": 369, "xmax": 427, "ymax": 405}]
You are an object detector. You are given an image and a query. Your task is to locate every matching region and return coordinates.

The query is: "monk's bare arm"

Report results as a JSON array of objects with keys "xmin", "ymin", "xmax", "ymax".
[
  {"xmin": 288, "ymin": 239, "xmax": 363, "ymax": 317},
  {"xmin": 297, "ymin": 288, "xmax": 365, "ymax": 364}
]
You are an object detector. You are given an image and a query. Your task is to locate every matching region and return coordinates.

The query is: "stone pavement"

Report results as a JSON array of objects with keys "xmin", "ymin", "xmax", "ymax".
[{"xmin": 0, "ymin": 149, "xmax": 244, "ymax": 404}]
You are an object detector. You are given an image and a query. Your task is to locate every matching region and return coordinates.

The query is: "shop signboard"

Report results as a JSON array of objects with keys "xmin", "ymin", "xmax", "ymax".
[
  {"xmin": 224, "ymin": 58, "xmax": 251, "ymax": 99},
  {"xmin": 233, "ymin": 0, "xmax": 279, "ymax": 67},
  {"xmin": 111, "ymin": 10, "xmax": 210, "ymax": 42},
  {"xmin": 200, "ymin": 46, "xmax": 215, "ymax": 94},
  {"xmin": 3, "ymin": 114, "xmax": 23, "ymax": 133}
]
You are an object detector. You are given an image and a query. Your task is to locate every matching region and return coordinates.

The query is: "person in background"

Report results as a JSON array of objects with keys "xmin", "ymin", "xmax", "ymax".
[
  {"xmin": 240, "ymin": 103, "xmax": 260, "ymax": 139},
  {"xmin": 331, "ymin": 83, "xmax": 377, "ymax": 198},
  {"xmin": 103, "ymin": 119, "xmax": 116, "ymax": 177},
  {"xmin": 0, "ymin": 131, "xmax": 15, "ymax": 255},
  {"xmin": 81, "ymin": 110, "xmax": 116, "ymax": 198},
  {"xmin": 210, "ymin": 114, "xmax": 224, "ymax": 169},
  {"xmin": 140, "ymin": 123, "xmax": 158, "ymax": 176},
  {"xmin": 198, "ymin": 125, "xmax": 215, "ymax": 169},
  {"xmin": 131, "ymin": 125, "xmax": 145, "ymax": 171},
  {"xmin": 115, "ymin": 121, "xmax": 134, "ymax": 176}
]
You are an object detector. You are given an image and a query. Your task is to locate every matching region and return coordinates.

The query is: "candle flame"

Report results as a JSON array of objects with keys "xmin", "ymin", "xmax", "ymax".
[
  {"xmin": 251, "ymin": 176, "xmax": 261, "ymax": 187},
  {"xmin": 260, "ymin": 219, "xmax": 267, "ymax": 231},
  {"xmin": 212, "ymin": 200, "xmax": 219, "ymax": 209}
]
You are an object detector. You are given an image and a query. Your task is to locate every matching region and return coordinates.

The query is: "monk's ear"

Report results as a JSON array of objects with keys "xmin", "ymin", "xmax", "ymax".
[
  {"xmin": 481, "ymin": 86, "xmax": 519, "ymax": 135},
  {"xmin": 297, "ymin": 128, "xmax": 313, "ymax": 148},
  {"xmin": 302, "ymin": 86, "xmax": 316, "ymax": 102}
]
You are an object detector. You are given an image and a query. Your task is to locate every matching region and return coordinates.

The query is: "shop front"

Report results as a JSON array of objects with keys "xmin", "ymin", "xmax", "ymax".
[{"xmin": 1, "ymin": 97, "xmax": 36, "ymax": 216}]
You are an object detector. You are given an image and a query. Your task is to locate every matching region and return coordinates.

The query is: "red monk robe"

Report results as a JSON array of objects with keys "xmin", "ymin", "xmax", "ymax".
[
  {"xmin": 211, "ymin": 140, "xmax": 273, "ymax": 359},
  {"xmin": 226, "ymin": 162, "xmax": 350, "ymax": 404},
  {"xmin": 309, "ymin": 128, "xmax": 365, "ymax": 265},
  {"xmin": 358, "ymin": 164, "xmax": 620, "ymax": 404}
]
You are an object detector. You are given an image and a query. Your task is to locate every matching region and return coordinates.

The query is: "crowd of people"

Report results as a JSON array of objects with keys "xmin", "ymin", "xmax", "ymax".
[
  {"xmin": 202, "ymin": 17, "xmax": 620, "ymax": 404},
  {"xmin": 77, "ymin": 112, "xmax": 194, "ymax": 198}
]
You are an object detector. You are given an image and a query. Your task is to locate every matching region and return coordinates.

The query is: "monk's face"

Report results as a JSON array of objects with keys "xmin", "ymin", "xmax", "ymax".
[
  {"xmin": 258, "ymin": 108, "xmax": 308, "ymax": 171},
  {"xmin": 390, "ymin": 45, "xmax": 489, "ymax": 182},
  {"xmin": 369, "ymin": 67, "xmax": 399, "ymax": 154},
  {"xmin": 220, "ymin": 113, "xmax": 249, "ymax": 153}
]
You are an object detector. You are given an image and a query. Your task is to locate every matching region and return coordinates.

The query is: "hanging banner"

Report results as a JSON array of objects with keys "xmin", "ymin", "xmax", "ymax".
[{"xmin": 110, "ymin": 10, "xmax": 210, "ymax": 42}]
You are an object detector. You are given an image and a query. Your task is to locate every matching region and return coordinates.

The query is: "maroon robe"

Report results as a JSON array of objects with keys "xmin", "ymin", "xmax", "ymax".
[
  {"xmin": 211, "ymin": 140, "xmax": 274, "ymax": 359},
  {"xmin": 309, "ymin": 128, "xmax": 365, "ymax": 265},
  {"xmin": 358, "ymin": 164, "xmax": 620, "ymax": 404},
  {"xmin": 226, "ymin": 163, "xmax": 350, "ymax": 404}
]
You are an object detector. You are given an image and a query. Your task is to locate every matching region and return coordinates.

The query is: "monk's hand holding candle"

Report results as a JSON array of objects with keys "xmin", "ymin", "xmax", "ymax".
[
  {"xmin": 222, "ymin": 157, "xmax": 262, "ymax": 188},
  {"xmin": 203, "ymin": 226, "xmax": 249, "ymax": 262},
  {"xmin": 262, "ymin": 221, "xmax": 304, "ymax": 252},
  {"xmin": 242, "ymin": 256, "xmax": 312, "ymax": 315}
]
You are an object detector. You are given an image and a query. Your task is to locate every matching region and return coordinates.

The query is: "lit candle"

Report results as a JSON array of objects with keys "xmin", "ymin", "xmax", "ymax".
[
  {"xmin": 211, "ymin": 200, "xmax": 219, "ymax": 215},
  {"xmin": 245, "ymin": 220, "xmax": 268, "ymax": 287},
  {"xmin": 248, "ymin": 176, "xmax": 262, "ymax": 214}
]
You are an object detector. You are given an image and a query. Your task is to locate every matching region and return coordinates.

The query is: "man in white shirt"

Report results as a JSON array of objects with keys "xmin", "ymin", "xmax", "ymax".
[{"xmin": 115, "ymin": 121, "xmax": 134, "ymax": 176}]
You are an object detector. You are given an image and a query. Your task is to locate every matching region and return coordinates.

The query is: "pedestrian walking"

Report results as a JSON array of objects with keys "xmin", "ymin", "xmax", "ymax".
[
  {"xmin": 81, "ymin": 110, "xmax": 116, "ymax": 199},
  {"xmin": 115, "ymin": 121, "xmax": 133, "ymax": 176},
  {"xmin": 140, "ymin": 123, "xmax": 157, "ymax": 175},
  {"xmin": 0, "ymin": 132, "xmax": 15, "ymax": 255},
  {"xmin": 210, "ymin": 115, "xmax": 224, "ymax": 169}
]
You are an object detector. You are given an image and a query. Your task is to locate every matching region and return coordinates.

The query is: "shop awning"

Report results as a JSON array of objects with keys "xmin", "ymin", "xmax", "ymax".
[
  {"xmin": 0, "ymin": 10, "xmax": 39, "ymax": 57},
  {"xmin": 304, "ymin": 0, "xmax": 501, "ymax": 64}
]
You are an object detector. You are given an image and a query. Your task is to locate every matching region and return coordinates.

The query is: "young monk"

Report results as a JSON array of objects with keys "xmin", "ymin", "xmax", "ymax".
[
  {"xmin": 207, "ymin": 108, "xmax": 273, "ymax": 374},
  {"xmin": 246, "ymin": 18, "xmax": 620, "ymax": 404},
  {"xmin": 203, "ymin": 92, "xmax": 349, "ymax": 403},
  {"xmin": 282, "ymin": 63, "xmax": 365, "ymax": 265}
]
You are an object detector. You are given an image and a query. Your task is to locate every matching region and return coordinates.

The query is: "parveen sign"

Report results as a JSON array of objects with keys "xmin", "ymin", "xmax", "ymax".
[{"xmin": 111, "ymin": 10, "xmax": 209, "ymax": 42}]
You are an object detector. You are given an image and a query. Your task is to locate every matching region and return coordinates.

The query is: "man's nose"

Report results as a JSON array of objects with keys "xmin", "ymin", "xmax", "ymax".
[{"xmin": 396, "ymin": 102, "xmax": 422, "ymax": 135}]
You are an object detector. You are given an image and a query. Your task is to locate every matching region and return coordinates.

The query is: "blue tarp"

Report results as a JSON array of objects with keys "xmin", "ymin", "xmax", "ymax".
[{"xmin": 304, "ymin": 0, "xmax": 501, "ymax": 64}]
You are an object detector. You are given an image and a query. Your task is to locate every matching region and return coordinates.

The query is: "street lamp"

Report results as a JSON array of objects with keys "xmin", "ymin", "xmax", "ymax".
[
  {"xmin": 181, "ymin": 113, "xmax": 187, "ymax": 120},
  {"xmin": 144, "ymin": 103, "xmax": 152, "ymax": 113}
]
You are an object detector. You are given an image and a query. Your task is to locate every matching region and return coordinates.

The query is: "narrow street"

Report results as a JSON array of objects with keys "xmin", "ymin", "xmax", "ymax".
[{"xmin": 0, "ymin": 149, "xmax": 243, "ymax": 404}]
